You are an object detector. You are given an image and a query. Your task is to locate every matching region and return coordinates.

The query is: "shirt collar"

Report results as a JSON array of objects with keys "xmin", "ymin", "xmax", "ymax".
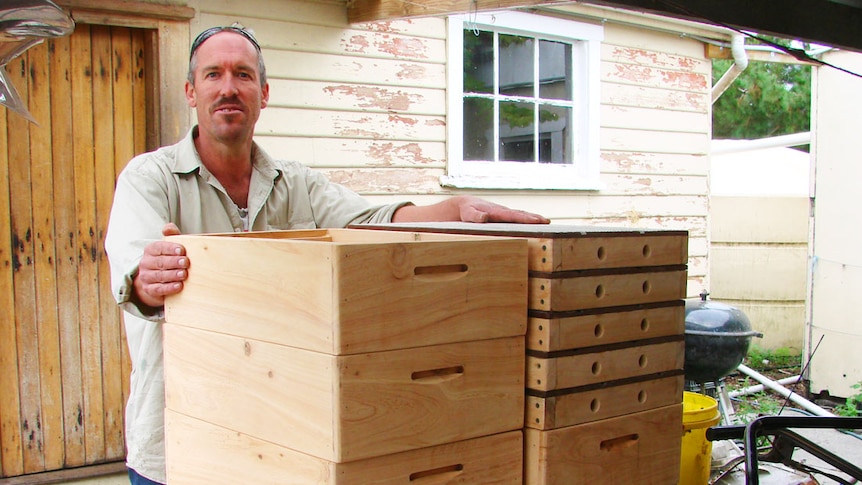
[{"xmin": 173, "ymin": 125, "xmax": 280, "ymax": 180}]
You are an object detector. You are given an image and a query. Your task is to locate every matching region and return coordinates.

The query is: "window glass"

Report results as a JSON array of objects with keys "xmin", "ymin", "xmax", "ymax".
[{"xmin": 445, "ymin": 12, "xmax": 603, "ymax": 190}]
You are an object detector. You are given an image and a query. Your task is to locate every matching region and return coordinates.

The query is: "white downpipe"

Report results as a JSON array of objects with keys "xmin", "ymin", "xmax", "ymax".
[
  {"xmin": 711, "ymin": 34, "xmax": 750, "ymax": 104},
  {"xmin": 728, "ymin": 375, "xmax": 802, "ymax": 398},
  {"xmin": 737, "ymin": 364, "xmax": 835, "ymax": 417}
]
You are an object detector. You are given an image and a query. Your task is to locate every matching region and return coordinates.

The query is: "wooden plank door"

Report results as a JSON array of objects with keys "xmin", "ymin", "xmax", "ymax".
[{"xmin": 0, "ymin": 24, "xmax": 149, "ymax": 477}]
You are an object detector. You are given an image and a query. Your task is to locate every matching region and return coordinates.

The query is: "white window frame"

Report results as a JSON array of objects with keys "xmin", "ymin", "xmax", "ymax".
[{"xmin": 443, "ymin": 11, "xmax": 604, "ymax": 190}]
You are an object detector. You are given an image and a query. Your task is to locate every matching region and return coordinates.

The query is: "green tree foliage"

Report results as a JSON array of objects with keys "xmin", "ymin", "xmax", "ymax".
[{"xmin": 712, "ymin": 58, "xmax": 811, "ymax": 140}]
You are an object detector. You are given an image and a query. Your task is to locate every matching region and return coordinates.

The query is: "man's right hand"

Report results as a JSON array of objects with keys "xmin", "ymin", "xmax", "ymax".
[{"xmin": 132, "ymin": 223, "xmax": 188, "ymax": 308}]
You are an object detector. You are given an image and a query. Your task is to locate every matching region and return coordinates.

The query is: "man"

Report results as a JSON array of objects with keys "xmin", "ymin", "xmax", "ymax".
[{"xmin": 105, "ymin": 25, "xmax": 548, "ymax": 485}]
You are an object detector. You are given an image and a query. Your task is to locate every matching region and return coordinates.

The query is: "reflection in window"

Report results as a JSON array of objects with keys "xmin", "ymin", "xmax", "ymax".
[{"xmin": 462, "ymin": 29, "xmax": 576, "ymax": 165}]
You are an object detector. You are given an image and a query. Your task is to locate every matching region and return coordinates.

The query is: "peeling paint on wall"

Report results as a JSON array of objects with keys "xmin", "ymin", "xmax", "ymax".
[
  {"xmin": 343, "ymin": 34, "xmax": 369, "ymax": 53},
  {"xmin": 611, "ymin": 46, "xmax": 698, "ymax": 71},
  {"xmin": 387, "ymin": 114, "xmax": 417, "ymax": 126},
  {"xmin": 396, "ymin": 63, "xmax": 426, "ymax": 80},
  {"xmin": 611, "ymin": 64, "xmax": 707, "ymax": 90},
  {"xmin": 323, "ymin": 85, "xmax": 418, "ymax": 111},
  {"xmin": 366, "ymin": 142, "xmax": 435, "ymax": 167},
  {"xmin": 375, "ymin": 36, "xmax": 428, "ymax": 59}
]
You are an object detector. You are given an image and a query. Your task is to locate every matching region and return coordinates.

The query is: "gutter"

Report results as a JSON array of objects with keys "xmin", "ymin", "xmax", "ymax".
[{"xmin": 711, "ymin": 33, "xmax": 749, "ymax": 103}]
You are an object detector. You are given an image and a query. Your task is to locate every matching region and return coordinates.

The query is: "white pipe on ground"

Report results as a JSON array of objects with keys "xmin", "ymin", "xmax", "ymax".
[
  {"xmin": 729, "ymin": 375, "xmax": 802, "ymax": 398},
  {"xmin": 737, "ymin": 364, "xmax": 835, "ymax": 417}
]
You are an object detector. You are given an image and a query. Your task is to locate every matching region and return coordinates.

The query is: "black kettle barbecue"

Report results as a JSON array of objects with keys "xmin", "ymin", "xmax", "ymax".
[{"xmin": 684, "ymin": 290, "xmax": 762, "ymax": 383}]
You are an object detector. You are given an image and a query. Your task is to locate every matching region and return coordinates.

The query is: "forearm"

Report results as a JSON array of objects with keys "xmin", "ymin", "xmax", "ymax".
[
  {"xmin": 392, "ymin": 197, "xmax": 461, "ymax": 222},
  {"xmin": 392, "ymin": 195, "xmax": 550, "ymax": 224}
]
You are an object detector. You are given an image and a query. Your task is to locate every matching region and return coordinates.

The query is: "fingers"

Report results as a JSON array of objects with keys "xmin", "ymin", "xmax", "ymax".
[
  {"xmin": 487, "ymin": 208, "xmax": 550, "ymax": 224},
  {"xmin": 459, "ymin": 199, "xmax": 550, "ymax": 224},
  {"xmin": 460, "ymin": 206, "xmax": 489, "ymax": 223},
  {"xmin": 134, "ymin": 238, "xmax": 189, "ymax": 308}
]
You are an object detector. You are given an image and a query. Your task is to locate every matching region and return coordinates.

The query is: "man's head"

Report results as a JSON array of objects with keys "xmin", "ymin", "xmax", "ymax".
[
  {"xmin": 187, "ymin": 24, "xmax": 267, "ymax": 86},
  {"xmin": 184, "ymin": 25, "xmax": 270, "ymax": 148}
]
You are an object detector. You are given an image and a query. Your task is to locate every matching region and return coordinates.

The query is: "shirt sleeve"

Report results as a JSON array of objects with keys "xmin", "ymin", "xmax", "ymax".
[
  {"xmin": 299, "ymin": 165, "xmax": 413, "ymax": 228},
  {"xmin": 104, "ymin": 154, "xmax": 173, "ymax": 322}
]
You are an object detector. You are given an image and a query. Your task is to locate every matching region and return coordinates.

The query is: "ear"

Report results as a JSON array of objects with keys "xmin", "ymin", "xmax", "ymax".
[
  {"xmin": 260, "ymin": 82, "xmax": 270, "ymax": 109},
  {"xmin": 184, "ymin": 80, "xmax": 196, "ymax": 108}
]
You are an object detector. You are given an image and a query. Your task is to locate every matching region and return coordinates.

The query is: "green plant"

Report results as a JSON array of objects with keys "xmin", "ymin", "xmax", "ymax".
[
  {"xmin": 745, "ymin": 345, "xmax": 802, "ymax": 371},
  {"xmin": 833, "ymin": 382, "xmax": 862, "ymax": 417}
]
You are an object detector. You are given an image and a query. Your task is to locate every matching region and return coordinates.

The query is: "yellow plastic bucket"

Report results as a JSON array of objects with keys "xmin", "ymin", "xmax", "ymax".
[{"xmin": 679, "ymin": 391, "xmax": 721, "ymax": 485}]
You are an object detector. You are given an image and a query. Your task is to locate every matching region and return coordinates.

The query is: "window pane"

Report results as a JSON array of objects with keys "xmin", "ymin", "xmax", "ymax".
[
  {"xmin": 539, "ymin": 39, "xmax": 572, "ymax": 100},
  {"xmin": 538, "ymin": 105, "xmax": 572, "ymax": 164},
  {"xmin": 499, "ymin": 34, "xmax": 534, "ymax": 97},
  {"xmin": 463, "ymin": 97, "xmax": 494, "ymax": 161},
  {"xmin": 499, "ymin": 101, "xmax": 535, "ymax": 162},
  {"xmin": 463, "ymin": 30, "xmax": 493, "ymax": 94}
]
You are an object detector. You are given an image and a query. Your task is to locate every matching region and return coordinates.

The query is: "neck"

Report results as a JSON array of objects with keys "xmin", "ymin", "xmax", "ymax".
[{"xmin": 195, "ymin": 135, "xmax": 253, "ymax": 208}]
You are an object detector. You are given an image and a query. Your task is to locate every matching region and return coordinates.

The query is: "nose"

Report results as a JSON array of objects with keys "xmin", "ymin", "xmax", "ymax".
[{"xmin": 217, "ymin": 73, "xmax": 240, "ymax": 97}]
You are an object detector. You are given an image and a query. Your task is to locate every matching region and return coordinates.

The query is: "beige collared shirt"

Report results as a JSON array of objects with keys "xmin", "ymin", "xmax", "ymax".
[{"xmin": 104, "ymin": 127, "xmax": 409, "ymax": 483}]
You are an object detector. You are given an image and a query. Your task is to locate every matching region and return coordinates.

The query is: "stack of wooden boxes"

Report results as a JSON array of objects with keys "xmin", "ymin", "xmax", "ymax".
[
  {"xmin": 361, "ymin": 223, "xmax": 689, "ymax": 484},
  {"xmin": 162, "ymin": 228, "xmax": 529, "ymax": 483}
]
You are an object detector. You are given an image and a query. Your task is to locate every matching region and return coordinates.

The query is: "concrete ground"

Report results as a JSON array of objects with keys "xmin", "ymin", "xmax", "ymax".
[{"xmin": 65, "ymin": 474, "xmax": 128, "ymax": 485}]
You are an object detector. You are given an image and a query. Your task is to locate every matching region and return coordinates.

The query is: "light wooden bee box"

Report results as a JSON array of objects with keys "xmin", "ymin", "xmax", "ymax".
[
  {"xmin": 166, "ymin": 411, "xmax": 524, "ymax": 484},
  {"xmin": 528, "ymin": 268, "xmax": 688, "ymax": 312},
  {"xmin": 525, "ymin": 374, "xmax": 684, "ymax": 430},
  {"xmin": 164, "ymin": 228, "xmax": 527, "ymax": 355},
  {"xmin": 351, "ymin": 223, "xmax": 688, "ymax": 272},
  {"xmin": 527, "ymin": 302, "xmax": 684, "ymax": 352},
  {"xmin": 525, "ymin": 339, "xmax": 684, "ymax": 392},
  {"xmin": 524, "ymin": 404, "xmax": 683, "ymax": 485},
  {"xmin": 164, "ymin": 324, "xmax": 525, "ymax": 463}
]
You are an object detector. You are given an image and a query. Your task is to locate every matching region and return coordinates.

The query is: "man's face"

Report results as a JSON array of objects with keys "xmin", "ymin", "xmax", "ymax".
[{"xmin": 185, "ymin": 31, "xmax": 269, "ymax": 145}]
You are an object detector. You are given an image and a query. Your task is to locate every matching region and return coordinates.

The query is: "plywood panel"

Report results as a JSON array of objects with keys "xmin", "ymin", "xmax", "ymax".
[
  {"xmin": 602, "ymin": 43, "xmax": 710, "ymax": 74},
  {"xmin": 200, "ymin": 13, "xmax": 447, "ymax": 62},
  {"xmin": 601, "ymin": 59, "xmax": 709, "ymax": 92},
  {"xmin": 710, "ymin": 246, "xmax": 808, "ymax": 300},
  {"xmin": 254, "ymin": 136, "xmax": 445, "ymax": 169},
  {"xmin": 256, "ymin": 107, "xmax": 446, "ymax": 141},
  {"xmin": 711, "ymin": 196, "xmax": 810, "ymax": 243},
  {"xmin": 728, "ymin": 301, "xmax": 805, "ymax": 352},
  {"xmin": 601, "ymin": 127, "xmax": 710, "ymax": 155},
  {"xmin": 601, "ymin": 151, "xmax": 708, "ymax": 177},
  {"xmin": 600, "ymin": 104, "xmax": 708, "ymax": 134},
  {"xmin": 264, "ymin": 51, "xmax": 446, "ymax": 88},
  {"xmin": 603, "ymin": 81, "xmax": 708, "ymax": 112},
  {"xmin": 319, "ymin": 167, "xmax": 447, "ymax": 194},
  {"xmin": 599, "ymin": 18, "xmax": 720, "ymax": 57},
  {"xmin": 267, "ymin": 79, "xmax": 445, "ymax": 115},
  {"xmin": 201, "ymin": 0, "xmax": 447, "ymax": 37}
]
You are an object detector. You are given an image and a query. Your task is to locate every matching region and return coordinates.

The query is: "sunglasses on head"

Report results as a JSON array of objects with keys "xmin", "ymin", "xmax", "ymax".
[{"xmin": 190, "ymin": 24, "xmax": 261, "ymax": 60}]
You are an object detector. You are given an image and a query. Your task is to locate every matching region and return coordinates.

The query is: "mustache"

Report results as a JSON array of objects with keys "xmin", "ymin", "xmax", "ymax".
[{"xmin": 212, "ymin": 96, "xmax": 246, "ymax": 111}]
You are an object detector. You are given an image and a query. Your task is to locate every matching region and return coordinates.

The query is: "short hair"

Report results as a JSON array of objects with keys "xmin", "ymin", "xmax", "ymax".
[{"xmin": 187, "ymin": 23, "xmax": 267, "ymax": 86}]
